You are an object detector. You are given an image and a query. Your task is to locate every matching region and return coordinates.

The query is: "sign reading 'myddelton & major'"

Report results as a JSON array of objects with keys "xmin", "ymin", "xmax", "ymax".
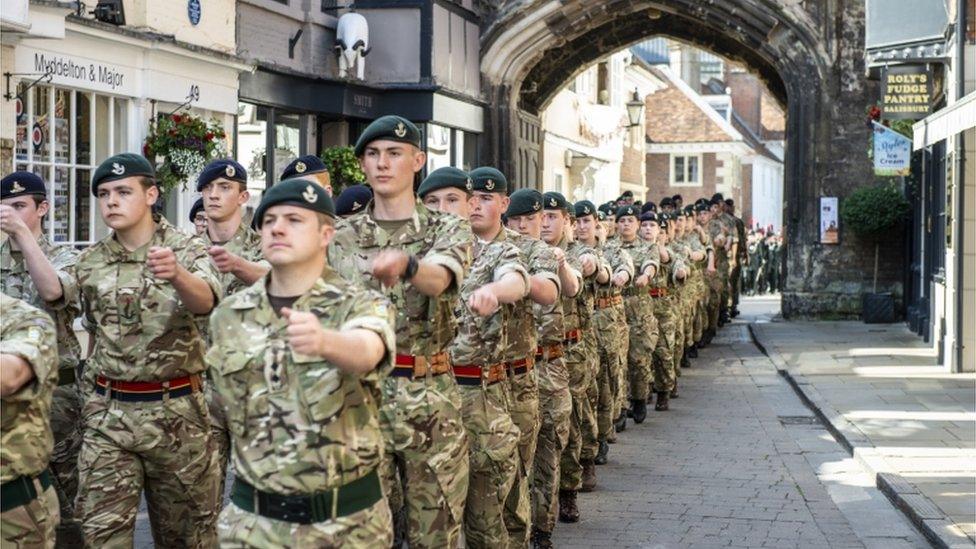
[{"xmin": 880, "ymin": 64, "xmax": 933, "ymax": 120}]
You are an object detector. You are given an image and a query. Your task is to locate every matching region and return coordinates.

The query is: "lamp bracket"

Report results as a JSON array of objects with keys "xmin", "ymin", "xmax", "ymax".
[{"xmin": 3, "ymin": 71, "xmax": 54, "ymax": 101}]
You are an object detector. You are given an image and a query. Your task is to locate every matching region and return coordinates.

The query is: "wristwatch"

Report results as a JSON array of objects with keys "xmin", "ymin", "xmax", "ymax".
[{"xmin": 402, "ymin": 254, "xmax": 419, "ymax": 281}]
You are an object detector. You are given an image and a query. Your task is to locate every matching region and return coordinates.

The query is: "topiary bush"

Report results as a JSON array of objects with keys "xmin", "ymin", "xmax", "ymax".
[{"xmin": 841, "ymin": 182, "xmax": 910, "ymax": 293}]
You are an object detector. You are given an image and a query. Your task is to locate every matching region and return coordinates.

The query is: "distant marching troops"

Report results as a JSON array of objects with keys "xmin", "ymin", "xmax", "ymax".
[{"xmin": 0, "ymin": 114, "xmax": 747, "ymax": 549}]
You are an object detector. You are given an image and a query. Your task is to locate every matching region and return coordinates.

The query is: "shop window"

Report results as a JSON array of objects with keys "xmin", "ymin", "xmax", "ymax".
[
  {"xmin": 15, "ymin": 83, "xmax": 128, "ymax": 247},
  {"xmin": 670, "ymin": 154, "xmax": 701, "ymax": 186},
  {"xmin": 236, "ymin": 102, "xmax": 269, "ymax": 188},
  {"xmin": 426, "ymin": 123, "xmax": 452, "ymax": 173}
]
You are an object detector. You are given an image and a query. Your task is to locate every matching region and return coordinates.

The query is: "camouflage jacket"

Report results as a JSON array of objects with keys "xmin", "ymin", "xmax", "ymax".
[
  {"xmin": 0, "ymin": 235, "xmax": 81, "ymax": 371},
  {"xmin": 75, "ymin": 215, "xmax": 221, "ymax": 381},
  {"xmin": 201, "ymin": 222, "xmax": 268, "ymax": 297},
  {"xmin": 495, "ymin": 228, "xmax": 560, "ymax": 355},
  {"xmin": 207, "ymin": 267, "xmax": 395, "ymax": 494},
  {"xmin": 1, "ymin": 294, "xmax": 58, "ymax": 482},
  {"xmin": 449, "ymin": 238, "xmax": 528, "ymax": 367},
  {"xmin": 329, "ymin": 201, "xmax": 471, "ymax": 357},
  {"xmin": 594, "ymin": 239, "xmax": 634, "ymax": 299},
  {"xmin": 557, "ymin": 236, "xmax": 598, "ymax": 333}
]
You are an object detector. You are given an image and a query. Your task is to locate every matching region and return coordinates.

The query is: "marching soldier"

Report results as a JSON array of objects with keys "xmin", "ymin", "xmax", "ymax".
[
  {"xmin": 418, "ymin": 167, "xmax": 527, "ymax": 548},
  {"xmin": 328, "ymin": 116, "xmax": 471, "ymax": 548},
  {"xmin": 726, "ymin": 199, "xmax": 747, "ymax": 318},
  {"xmin": 190, "ymin": 198, "xmax": 207, "ymax": 236},
  {"xmin": 73, "ymin": 153, "xmax": 222, "ymax": 546},
  {"xmin": 336, "ymin": 184, "xmax": 373, "ymax": 218},
  {"xmin": 281, "ymin": 155, "xmax": 334, "ymax": 196},
  {"xmin": 0, "ymin": 171, "xmax": 84, "ymax": 545},
  {"xmin": 208, "ymin": 178, "xmax": 395, "ymax": 547},
  {"xmin": 1, "ymin": 294, "xmax": 60, "ymax": 548}
]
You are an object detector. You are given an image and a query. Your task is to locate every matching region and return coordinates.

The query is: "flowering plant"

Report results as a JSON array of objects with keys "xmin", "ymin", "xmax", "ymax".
[{"xmin": 144, "ymin": 113, "xmax": 228, "ymax": 192}]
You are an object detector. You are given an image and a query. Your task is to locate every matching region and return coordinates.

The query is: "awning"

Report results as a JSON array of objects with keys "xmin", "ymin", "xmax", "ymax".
[{"xmin": 913, "ymin": 91, "xmax": 976, "ymax": 150}]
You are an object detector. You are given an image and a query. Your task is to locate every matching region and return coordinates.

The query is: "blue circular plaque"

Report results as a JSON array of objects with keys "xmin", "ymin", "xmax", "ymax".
[{"xmin": 188, "ymin": 0, "xmax": 201, "ymax": 25}]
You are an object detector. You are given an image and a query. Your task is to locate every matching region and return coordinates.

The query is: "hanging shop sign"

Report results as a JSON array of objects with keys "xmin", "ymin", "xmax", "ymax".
[
  {"xmin": 881, "ymin": 64, "xmax": 933, "ymax": 120},
  {"xmin": 872, "ymin": 121, "xmax": 912, "ymax": 176}
]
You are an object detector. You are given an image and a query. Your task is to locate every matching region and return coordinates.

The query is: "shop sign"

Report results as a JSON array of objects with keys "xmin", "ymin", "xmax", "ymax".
[
  {"xmin": 872, "ymin": 121, "xmax": 912, "ymax": 176},
  {"xmin": 881, "ymin": 64, "xmax": 933, "ymax": 120},
  {"xmin": 15, "ymin": 47, "xmax": 137, "ymax": 96}
]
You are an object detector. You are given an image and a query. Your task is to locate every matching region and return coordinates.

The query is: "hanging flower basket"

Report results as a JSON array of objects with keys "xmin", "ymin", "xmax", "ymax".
[{"xmin": 143, "ymin": 113, "xmax": 228, "ymax": 193}]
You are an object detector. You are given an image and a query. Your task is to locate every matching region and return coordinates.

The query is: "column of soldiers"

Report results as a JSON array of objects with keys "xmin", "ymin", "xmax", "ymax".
[
  {"xmin": 0, "ymin": 114, "xmax": 743, "ymax": 549},
  {"xmin": 742, "ymin": 227, "xmax": 783, "ymax": 296}
]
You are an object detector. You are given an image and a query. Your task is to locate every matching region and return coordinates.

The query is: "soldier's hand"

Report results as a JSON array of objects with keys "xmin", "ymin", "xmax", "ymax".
[
  {"xmin": 676, "ymin": 268, "xmax": 688, "ymax": 280},
  {"xmin": 372, "ymin": 250, "xmax": 409, "ymax": 287},
  {"xmin": 281, "ymin": 308, "xmax": 326, "ymax": 357},
  {"xmin": 551, "ymin": 246, "xmax": 567, "ymax": 267},
  {"xmin": 208, "ymin": 246, "xmax": 240, "ymax": 274},
  {"xmin": 635, "ymin": 274, "xmax": 650, "ymax": 288},
  {"xmin": 147, "ymin": 247, "xmax": 179, "ymax": 280},
  {"xmin": 0, "ymin": 205, "xmax": 30, "ymax": 239},
  {"xmin": 467, "ymin": 286, "xmax": 499, "ymax": 317},
  {"xmin": 579, "ymin": 254, "xmax": 598, "ymax": 277},
  {"xmin": 707, "ymin": 265, "xmax": 717, "ymax": 274},
  {"xmin": 611, "ymin": 271, "xmax": 629, "ymax": 287}
]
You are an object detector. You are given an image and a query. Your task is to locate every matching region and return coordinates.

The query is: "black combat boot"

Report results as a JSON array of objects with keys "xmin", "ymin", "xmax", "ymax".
[
  {"xmin": 655, "ymin": 391, "xmax": 670, "ymax": 411},
  {"xmin": 532, "ymin": 528, "xmax": 554, "ymax": 549},
  {"xmin": 581, "ymin": 460, "xmax": 597, "ymax": 492},
  {"xmin": 614, "ymin": 413, "xmax": 627, "ymax": 433},
  {"xmin": 681, "ymin": 354, "xmax": 691, "ymax": 369},
  {"xmin": 670, "ymin": 380, "xmax": 679, "ymax": 399},
  {"xmin": 688, "ymin": 344, "xmax": 698, "ymax": 358},
  {"xmin": 559, "ymin": 490, "xmax": 580, "ymax": 523},
  {"xmin": 631, "ymin": 399, "xmax": 647, "ymax": 424},
  {"xmin": 594, "ymin": 439, "xmax": 609, "ymax": 464}
]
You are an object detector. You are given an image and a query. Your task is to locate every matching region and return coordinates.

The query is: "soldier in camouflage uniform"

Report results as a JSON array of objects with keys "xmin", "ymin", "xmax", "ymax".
[
  {"xmin": 1, "ymin": 294, "xmax": 60, "ymax": 548},
  {"xmin": 208, "ymin": 179, "xmax": 395, "ymax": 547},
  {"xmin": 74, "ymin": 153, "xmax": 222, "ymax": 547},
  {"xmin": 196, "ymin": 159, "xmax": 271, "ymax": 511},
  {"xmin": 0, "ymin": 171, "xmax": 84, "ymax": 546},
  {"xmin": 573, "ymin": 201, "xmax": 631, "ymax": 465},
  {"xmin": 419, "ymin": 167, "xmax": 528, "ymax": 548},
  {"xmin": 501, "ymin": 188, "xmax": 562, "ymax": 548},
  {"xmin": 328, "ymin": 116, "xmax": 471, "ymax": 548},
  {"xmin": 280, "ymin": 154, "xmax": 334, "ymax": 196},
  {"xmin": 614, "ymin": 205, "xmax": 660, "ymax": 424},
  {"xmin": 726, "ymin": 199, "xmax": 747, "ymax": 318},
  {"xmin": 706, "ymin": 194, "xmax": 735, "ymax": 329}
]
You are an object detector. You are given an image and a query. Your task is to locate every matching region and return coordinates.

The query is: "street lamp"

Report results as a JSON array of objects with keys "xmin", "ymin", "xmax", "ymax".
[{"xmin": 626, "ymin": 88, "xmax": 644, "ymax": 128}]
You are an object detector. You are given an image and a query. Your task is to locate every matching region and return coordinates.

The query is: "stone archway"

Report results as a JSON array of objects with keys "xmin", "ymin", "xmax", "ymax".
[{"xmin": 480, "ymin": 0, "xmax": 896, "ymax": 318}]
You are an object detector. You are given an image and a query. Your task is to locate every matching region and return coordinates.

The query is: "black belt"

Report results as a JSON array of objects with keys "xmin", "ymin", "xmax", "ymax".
[
  {"xmin": 0, "ymin": 470, "xmax": 52, "ymax": 512},
  {"xmin": 231, "ymin": 468, "xmax": 382, "ymax": 524},
  {"xmin": 57, "ymin": 367, "xmax": 76, "ymax": 386}
]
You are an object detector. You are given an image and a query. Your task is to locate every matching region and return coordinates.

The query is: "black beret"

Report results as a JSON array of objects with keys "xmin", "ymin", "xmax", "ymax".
[
  {"xmin": 281, "ymin": 155, "xmax": 328, "ymax": 181},
  {"xmin": 506, "ymin": 189, "xmax": 544, "ymax": 217},
  {"xmin": 469, "ymin": 166, "xmax": 508, "ymax": 193},
  {"xmin": 597, "ymin": 211, "xmax": 607, "ymax": 221},
  {"xmin": 641, "ymin": 202, "xmax": 657, "ymax": 214},
  {"xmin": 684, "ymin": 205, "xmax": 696, "ymax": 217},
  {"xmin": 574, "ymin": 200, "xmax": 597, "ymax": 218},
  {"xmin": 335, "ymin": 184, "xmax": 372, "ymax": 217},
  {"xmin": 725, "ymin": 198, "xmax": 734, "ymax": 206},
  {"xmin": 418, "ymin": 167, "xmax": 472, "ymax": 198},
  {"xmin": 1, "ymin": 171, "xmax": 46, "ymax": 200},
  {"xmin": 710, "ymin": 192, "xmax": 724, "ymax": 204},
  {"xmin": 640, "ymin": 211, "xmax": 658, "ymax": 223},
  {"xmin": 189, "ymin": 198, "xmax": 205, "ymax": 222},
  {"xmin": 672, "ymin": 194, "xmax": 683, "ymax": 202},
  {"xmin": 91, "ymin": 153, "xmax": 155, "ymax": 195},
  {"xmin": 354, "ymin": 115, "xmax": 422, "ymax": 157},
  {"xmin": 695, "ymin": 201, "xmax": 710, "ymax": 212},
  {"xmin": 253, "ymin": 178, "xmax": 336, "ymax": 228},
  {"xmin": 615, "ymin": 205, "xmax": 639, "ymax": 220},
  {"xmin": 619, "ymin": 190, "xmax": 634, "ymax": 199},
  {"xmin": 660, "ymin": 197, "xmax": 673, "ymax": 207},
  {"xmin": 197, "ymin": 159, "xmax": 246, "ymax": 191},
  {"xmin": 597, "ymin": 203, "xmax": 612, "ymax": 215},
  {"xmin": 658, "ymin": 212, "xmax": 671, "ymax": 226},
  {"xmin": 542, "ymin": 191, "xmax": 570, "ymax": 211}
]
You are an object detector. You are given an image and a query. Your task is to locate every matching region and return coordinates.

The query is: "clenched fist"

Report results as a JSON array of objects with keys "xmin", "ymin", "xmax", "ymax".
[
  {"xmin": 371, "ymin": 250, "xmax": 409, "ymax": 287},
  {"xmin": 208, "ymin": 246, "xmax": 241, "ymax": 274},
  {"xmin": 147, "ymin": 247, "xmax": 179, "ymax": 281},
  {"xmin": 611, "ymin": 271, "xmax": 629, "ymax": 287},
  {"xmin": 579, "ymin": 254, "xmax": 598, "ymax": 277},
  {"xmin": 634, "ymin": 273, "xmax": 650, "ymax": 288},
  {"xmin": 467, "ymin": 286, "xmax": 500, "ymax": 317},
  {"xmin": 281, "ymin": 307, "xmax": 327, "ymax": 357}
]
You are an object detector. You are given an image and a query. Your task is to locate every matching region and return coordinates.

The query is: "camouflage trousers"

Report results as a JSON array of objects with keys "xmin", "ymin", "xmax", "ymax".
[
  {"xmin": 530, "ymin": 354, "xmax": 571, "ymax": 534},
  {"xmin": 625, "ymin": 297, "xmax": 658, "ymax": 402},
  {"xmin": 593, "ymin": 320, "xmax": 616, "ymax": 439},
  {"xmin": 613, "ymin": 305, "xmax": 630, "ymax": 419},
  {"xmin": 577, "ymin": 333, "xmax": 600, "ymax": 464},
  {"xmin": 706, "ymin": 272, "xmax": 723, "ymax": 332},
  {"xmin": 503, "ymin": 363, "xmax": 540, "ymax": 547},
  {"xmin": 672, "ymin": 301, "xmax": 687, "ymax": 375},
  {"xmin": 460, "ymin": 382, "xmax": 520, "ymax": 548},
  {"xmin": 1, "ymin": 483, "xmax": 59, "ymax": 549},
  {"xmin": 75, "ymin": 391, "xmax": 220, "ymax": 548},
  {"xmin": 49, "ymin": 381, "xmax": 83, "ymax": 547},
  {"xmin": 730, "ymin": 264, "xmax": 742, "ymax": 310},
  {"xmin": 651, "ymin": 305, "xmax": 678, "ymax": 394},
  {"xmin": 205, "ymin": 382, "xmax": 230, "ymax": 513},
  {"xmin": 217, "ymin": 497, "xmax": 392, "ymax": 548},
  {"xmin": 379, "ymin": 373, "xmax": 468, "ymax": 549}
]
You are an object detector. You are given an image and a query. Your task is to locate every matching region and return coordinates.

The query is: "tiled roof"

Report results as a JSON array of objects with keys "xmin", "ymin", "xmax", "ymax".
[{"xmin": 644, "ymin": 70, "xmax": 735, "ymax": 144}]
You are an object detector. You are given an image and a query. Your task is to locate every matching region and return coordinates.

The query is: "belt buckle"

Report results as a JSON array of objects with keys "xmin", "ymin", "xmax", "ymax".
[{"xmin": 331, "ymin": 487, "xmax": 339, "ymax": 520}]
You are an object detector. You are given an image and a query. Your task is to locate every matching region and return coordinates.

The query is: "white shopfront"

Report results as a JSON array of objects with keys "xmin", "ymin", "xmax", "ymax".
[{"xmin": 12, "ymin": 22, "xmax": 247, "ymax": 245}]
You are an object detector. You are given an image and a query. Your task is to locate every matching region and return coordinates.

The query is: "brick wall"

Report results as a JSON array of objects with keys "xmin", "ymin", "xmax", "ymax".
[
  {"xmin": 645, "ymin": 151, "xmax": 727, "ymax": 204},
  {"xmin": 620, "ymin": 142, "xmax": 643, "ymax": 185}
]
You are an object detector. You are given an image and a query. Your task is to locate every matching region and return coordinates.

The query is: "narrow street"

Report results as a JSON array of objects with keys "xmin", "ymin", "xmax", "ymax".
[{"xmin": 552, "ymin": 296, "xmax": 930, "ymax": 549}]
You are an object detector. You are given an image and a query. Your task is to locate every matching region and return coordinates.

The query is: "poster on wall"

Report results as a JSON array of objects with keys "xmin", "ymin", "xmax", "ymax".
[
  {"xmin": 820, "ymin": 196, "xmax": 839, "ymax": 244},
  {"xmin": 872, "ymin": 121, "xmax": 912, "ymax": 176}
]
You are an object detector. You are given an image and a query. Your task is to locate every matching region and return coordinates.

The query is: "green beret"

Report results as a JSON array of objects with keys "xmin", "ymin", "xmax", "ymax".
[
  {"xmin": 542, "ymin": 191, "xmax": 570, "ymax": 212},
  {"xmin": 469, "ymin": 166, "xmax": 508, "ymax": 193},
  {"xmin": 505, "ymin": 189, "xmax": 544, "ymax": 217},
  {"xmin": 252, "ymin": 178, "xmax": 336, "ymax": 229},
  {"xmin": 91, "ymin": 153, "xmax": 155, "ymax": 195},
  {"xmin": 615, "ymin": 205, "xmax": 639, "ymax": 220},
  {"xmin": 353, "ymin": 115, "xmax": 422, "ymax": 157},
  {"xmin": 574, "ymin": 201, "xmax": 597, "ymax": 218},
  {"xmin": 418, "ymin": 167, "xmax": 472, "ymax": 198}
]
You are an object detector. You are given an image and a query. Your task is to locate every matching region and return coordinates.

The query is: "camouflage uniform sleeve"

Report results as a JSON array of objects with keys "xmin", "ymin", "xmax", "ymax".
[
  {"xmin": 71, "ymin": 251, "xmax": 97, "ymax": 334},
  {"xmin": 0, "ymin": 300, "xmax": 58, "ymax": 401},
  {"xmin": 492, "ymin": 243, "xmax": 530, "ymax": 298},
  {"xmin": 340, "ymin": 288, "xmax": 396, "ymax": 380},
  {"xmin": 46, "ymin": 245, "xmax": 79, "ymax": 312},
  {"xmin": 425, "ymin": 214, "xmax": 473, "ymax": 289},
  {"xmin": 613, "ymin": 247, "xmax": 635, "ymax": 279},
  {"xmin": 530, "ymin": 242, "xmax": 561, "ymax": 295},
  {"xmin": 179, "ymin": 233, "xmax": 223, "ymax": 306},
  {"xmin": 639, "ymin": 244, "xmax": 660, "ymax": 275}
]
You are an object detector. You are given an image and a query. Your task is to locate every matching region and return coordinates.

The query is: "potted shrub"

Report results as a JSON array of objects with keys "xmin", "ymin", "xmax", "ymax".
[
  {"xmin": 840, "ymin": 182, "xmax": 910, "ymax": 323},
  {"xmin": 320, "ymin": 146, "xmax": 366, "ymax": 195}
]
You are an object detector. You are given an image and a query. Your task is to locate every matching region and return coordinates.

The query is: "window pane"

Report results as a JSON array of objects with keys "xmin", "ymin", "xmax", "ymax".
[
  {"xmin": 76, "ymin": 93, "xmax": 92, "ymax": 165},
  {"xmin": 274, "ymin": 112, "xmax": 301, "ymax": 178},
  {"xmin": 113, "ymin": 99, "xmax": 127, "ymax": 154},
  {"xmin": 95, "ymin": 95, "xmax": 111, "ymax": 164},
  {"xmin": 34, "ymin": 86, "xmax": 51, "ymax": 160},
  {"xmin": 426, "ymin": 123, "xmax": 451, "ymax": 173},
  {"xmin": 15, "ymin": 82, "xmax": 28, "ymax": 162},
  {"xmin": 52, "ymin": 166, "xmax": 70, "ymax": 242},
  {"xmin": 674, "ymin": 156, "xmax": 685, "ymax": 183},
  {"xmin": 462, "ymin": 131, "xmax": 478, "ymax": 171},
  {"xmin": 237, "ymin": 103, "xmax": 268, "ymax": 185},
  {"xmin": 688, "ymin": 156, "xmax": 699, "ymax": 183},
  {"xmin": 54, "ymin": 89, "xmax": 71, "ymax": 165},
  {"xmin": 75, "ymin": 169, "xmax": 91, "ymax": 243}
]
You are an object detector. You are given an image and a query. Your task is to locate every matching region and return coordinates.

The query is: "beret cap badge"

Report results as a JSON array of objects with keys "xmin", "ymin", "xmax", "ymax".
[
  {"xmin": 394, "ymin": 122, "xmax": 408, "ymax": 138},
  {"xmin": 225, "ymin": 165, "xmax": 236, "ymax": 178},
  {"xmin": 295, "ymin": 161, "xmax": 307, "ymax": 174},
  {"xmin": 111, "ymin": 163, "xmax": 125, "ymax": 176},
  {"xmin": 466, "ymin": 178, "xmax": 473, "ymax": 191},
  {"xmin": 10, "ymin": 181, "xmax": 25, "ymax": 194},
  {"xmin": 532, "ymin": 201, "xmax": 541, "ymax": 211},
  {"xmin": 303, "ymin": 184, "xmax": 318, "ymax": 203},
  {"xmin": 584, "ymin": 206, "xmax": 590, "ymax": 214},
  {"xmin": 485, "ymin": 179, "xmax": 495, "ymax": 191}
]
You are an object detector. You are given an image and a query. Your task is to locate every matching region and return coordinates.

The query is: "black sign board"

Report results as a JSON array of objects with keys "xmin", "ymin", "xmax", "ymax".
[{"xmin": 881, "ymin": 64, "xmax": 933, "ymax": 120}]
